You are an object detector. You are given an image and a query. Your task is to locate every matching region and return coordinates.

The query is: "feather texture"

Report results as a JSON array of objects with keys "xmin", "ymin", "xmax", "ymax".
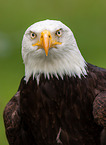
[{"xmin": 3, "ymin": 63, "xmax": 106, "ymax": 145}]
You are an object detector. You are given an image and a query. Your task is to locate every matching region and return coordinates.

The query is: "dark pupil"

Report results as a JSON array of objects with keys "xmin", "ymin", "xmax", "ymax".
[
  {"xmin": 57, "ymin": 31, "xmax": 60, "ymax": 35},
  {"xmin": 32, "ymin": 33, "xmax": 35, "ymax": 37}
]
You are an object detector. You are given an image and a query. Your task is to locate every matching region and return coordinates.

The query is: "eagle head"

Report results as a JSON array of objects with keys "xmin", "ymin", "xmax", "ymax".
[{"xmin": 22, "ymin": 20, "xmax": 87, "ymax": 82}]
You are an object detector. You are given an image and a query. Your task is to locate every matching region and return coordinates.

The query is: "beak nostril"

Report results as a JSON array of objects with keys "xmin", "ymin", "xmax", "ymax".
[{"xmin": 48, "ymin": 35, "xmax": 51, "ymax": 38}]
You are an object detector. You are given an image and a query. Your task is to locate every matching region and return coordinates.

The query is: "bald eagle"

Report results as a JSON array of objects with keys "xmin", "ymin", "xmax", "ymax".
[{"xmin": 3, "ymin": 20, "xmax": 106, "ymax": 145}]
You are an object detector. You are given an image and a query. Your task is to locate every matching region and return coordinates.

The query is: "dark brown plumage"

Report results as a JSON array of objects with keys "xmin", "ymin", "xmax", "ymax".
[{"xmin": 3, "ymin": 63, "xmax": 106, "ymax": 145}]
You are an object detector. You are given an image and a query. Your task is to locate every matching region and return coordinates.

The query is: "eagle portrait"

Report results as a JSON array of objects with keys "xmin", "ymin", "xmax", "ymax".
[{"xmin": 3, "ymin": 20, "xmax": 106, "ymax": 145}]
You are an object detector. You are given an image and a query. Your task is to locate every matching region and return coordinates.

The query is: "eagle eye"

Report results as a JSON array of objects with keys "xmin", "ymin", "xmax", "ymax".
[
  {"xmin": 55, "ymin": 29, "xmax": 62, "ymax": 37},
  {"xmin": 31, "ymin": 32, "xmax": 37, "ymax": 39}
]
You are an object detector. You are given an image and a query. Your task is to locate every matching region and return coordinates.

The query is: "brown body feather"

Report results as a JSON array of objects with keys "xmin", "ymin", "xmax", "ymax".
[{"xmin": 3, "ymin": 63, "xmax": 106, "ymax": 145}]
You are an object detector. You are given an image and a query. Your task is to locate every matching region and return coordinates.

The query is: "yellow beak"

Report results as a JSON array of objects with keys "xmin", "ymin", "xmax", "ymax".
[{"xmin": 32, "ymin": 30, "xmax": 62, "ymax": 56}]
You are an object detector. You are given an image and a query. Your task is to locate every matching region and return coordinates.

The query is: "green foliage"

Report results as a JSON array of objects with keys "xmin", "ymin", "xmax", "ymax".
[{"xmin": 0, "ymin": 0, "xmax": 106, "ymax": 144}]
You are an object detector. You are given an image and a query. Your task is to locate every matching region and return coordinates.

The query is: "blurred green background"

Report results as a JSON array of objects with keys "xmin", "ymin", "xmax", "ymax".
[{"xmin": 0, "ymin": 0, "xmax": 106, "ymax": 144}]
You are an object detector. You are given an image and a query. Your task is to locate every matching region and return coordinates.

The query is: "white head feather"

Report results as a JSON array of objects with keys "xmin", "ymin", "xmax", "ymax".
[{"xmin": 22, "ymin": 20, "xmax": 87, "ymax": 82}]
